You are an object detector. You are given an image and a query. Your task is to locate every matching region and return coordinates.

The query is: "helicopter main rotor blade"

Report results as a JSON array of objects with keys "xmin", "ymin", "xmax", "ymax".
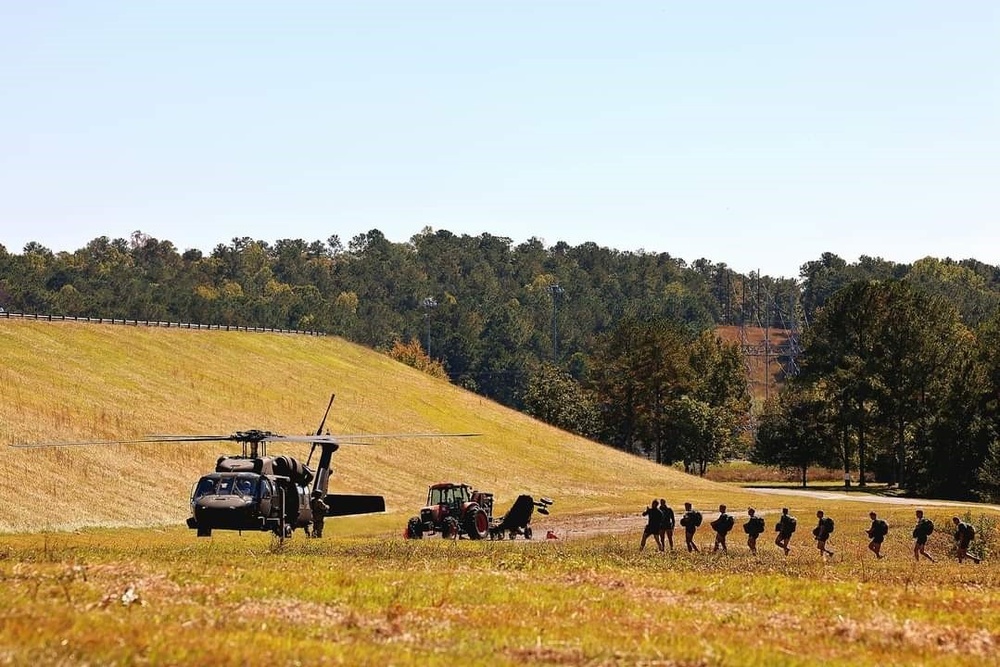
[
  {"xmin": 10, "ymin": 432, "xmax": 480, "ymax": 449},
  {"xmin": 263, "ymin": 433, "xmax": 480, "ymax": 444},
  {"xmin": 8, "ymin": 434, "xmax": 236, "ymax": 449}
]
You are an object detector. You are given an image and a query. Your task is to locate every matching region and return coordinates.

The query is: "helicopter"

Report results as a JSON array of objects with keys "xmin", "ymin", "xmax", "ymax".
[{"xmin": 10, "ymin": 393, "xmax": 477, "ymax": 539}]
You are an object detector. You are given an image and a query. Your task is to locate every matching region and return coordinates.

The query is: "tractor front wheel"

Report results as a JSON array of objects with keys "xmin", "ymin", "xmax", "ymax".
[{"xmin": 405, "ymin": 517, "xmax": 423, "ymax": 539}]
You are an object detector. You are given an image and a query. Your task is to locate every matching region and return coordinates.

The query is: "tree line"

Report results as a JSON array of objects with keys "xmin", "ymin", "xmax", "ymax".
[
  {"xmin": 755, "ymin": 279, "xmax": 1000, "ymax": 503},
  {"xmin": 3, "ymin": 231, "xmax": 1000, "ymax": 500}
]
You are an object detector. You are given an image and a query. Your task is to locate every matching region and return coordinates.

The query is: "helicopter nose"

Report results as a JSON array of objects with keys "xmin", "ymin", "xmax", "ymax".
[{"xmin": 194, "ymin": 496, "xmax": 255, "ymax": 530}]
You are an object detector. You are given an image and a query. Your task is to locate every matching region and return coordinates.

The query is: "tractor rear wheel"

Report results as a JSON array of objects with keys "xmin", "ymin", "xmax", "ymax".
[{"xmin": 464, "ymin": 506, "xmax": 489, "ymax": 540}]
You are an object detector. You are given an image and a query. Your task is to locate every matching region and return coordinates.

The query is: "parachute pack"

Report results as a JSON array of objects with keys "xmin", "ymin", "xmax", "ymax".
[
  {"xmin": 824, "ymin": 517, "xmax": 835, "ymax": 534},
  {"xmin": 744, "ymin": 516, "xmax": 765, "ymax": 535},
  {"xmin": 714, "ymin": 513, "xmax": 735, "ymax": 533},
  {"xmin": 688, "ymin": 510, "xmax": 703, "ymax": 527},
  {"xmin": 776, "ymin": 515, "xmax": 797, "ymax": 534},
  {"xmin": 873, "ymin": 519, "xmax": 889, "ymax": 537},
  {"xmin": 923, "ymin": 519, "xmax": 934, "ymax": 535}
]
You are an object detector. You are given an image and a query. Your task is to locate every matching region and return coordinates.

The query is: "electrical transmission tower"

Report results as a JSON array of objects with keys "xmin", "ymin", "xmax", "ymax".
[{"xmin": 738, "ymin": 271, "xmax": 802, "ymax": 432}]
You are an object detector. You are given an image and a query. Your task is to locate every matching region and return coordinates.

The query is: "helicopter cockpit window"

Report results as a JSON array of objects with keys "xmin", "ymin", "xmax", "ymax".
[
  {"xmin": 234, "ymin": 477, "xmax": 256, "ymax": 497},
  {"xmin": 194, "ymin": 478, "xmax": 217, "ymax": 497},
  {"xmin": 216, "ymin": 477, "xmax": 236, "ymax": 495}
]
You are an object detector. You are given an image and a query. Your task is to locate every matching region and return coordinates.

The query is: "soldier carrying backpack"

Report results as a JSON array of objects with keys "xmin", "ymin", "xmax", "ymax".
[
  {"xmin": 710, "ymin": 504, "xmax": 735, "ymax": 553},
  {"xmin": 912, "ymin": 509, "xmax": 935, "ymax": 562},
  {"xmin": 952, "ymin": 516, "xmax": 981, "ymax": 564},
  {"xmin": 866, "ymin": 511, "xmax": 888, "ymax": 559},
  {"xmin": 744, "ymin": 507, "xmax": 765, "ymax": 555},
  {"xmin": 814, "ymin": 510, "xmax": 835, "ymax": 559},
  {"xmin": 774, "ymin": 507, "xmax": 796, "ymax": 555},
  {"xmin": 680, "ymin": 502, "xmax": 702, "ymax": 553}
]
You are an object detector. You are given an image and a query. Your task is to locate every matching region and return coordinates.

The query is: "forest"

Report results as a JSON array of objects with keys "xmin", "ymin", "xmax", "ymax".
[{"xmin": 3, "ymin": 229, "xmax": 1000, "ymax": 501}]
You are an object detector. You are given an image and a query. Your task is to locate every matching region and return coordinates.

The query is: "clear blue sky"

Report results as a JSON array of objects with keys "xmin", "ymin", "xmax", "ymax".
[{"xmin": 1, "ymin": 2, "xmax": 997, "ymax": 278}]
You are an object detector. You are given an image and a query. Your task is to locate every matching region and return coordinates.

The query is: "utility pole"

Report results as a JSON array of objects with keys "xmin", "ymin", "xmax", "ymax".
[{"xmin": 421, "ymin": 296, "xmax": 438, "ymax": 356}]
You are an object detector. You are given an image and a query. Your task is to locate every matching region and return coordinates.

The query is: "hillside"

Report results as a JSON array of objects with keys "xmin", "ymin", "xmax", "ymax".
[{"xmin": 0, "ymin": 320, "xmax": 733, "ymax": 533}]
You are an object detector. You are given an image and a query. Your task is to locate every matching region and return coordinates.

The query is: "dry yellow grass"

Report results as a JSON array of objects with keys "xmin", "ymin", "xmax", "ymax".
[
  {"xmin": 0, "ymin": 319, "xmax": 734, "ymax": 532},
  {"xmin": 2, "ymin": 321, "xmax": 1000, "ymax": 666}
]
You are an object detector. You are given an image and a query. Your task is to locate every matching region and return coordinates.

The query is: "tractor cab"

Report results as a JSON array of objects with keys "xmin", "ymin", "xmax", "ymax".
[{"xmin": 426, "ymin": 483, "xmax": 471, "ymax": 511}]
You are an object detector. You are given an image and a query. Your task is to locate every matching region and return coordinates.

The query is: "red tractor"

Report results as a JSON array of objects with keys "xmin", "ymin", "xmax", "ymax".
[{"xmin": 405, "ymin": 482, "xmax": 493, "ymax": 539}]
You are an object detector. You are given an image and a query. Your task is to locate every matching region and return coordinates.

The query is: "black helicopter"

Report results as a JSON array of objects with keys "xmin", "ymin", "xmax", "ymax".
[{"xmin": 11, "ymin": 394, "xmax": 476, "ymax": 539}]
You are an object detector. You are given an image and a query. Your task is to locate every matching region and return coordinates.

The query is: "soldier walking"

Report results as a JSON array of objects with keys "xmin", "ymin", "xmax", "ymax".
[
  {"xmin": 744, "ymin": 507, "xmax": 765, "ymax": 555},
  {"xmin": 640, "ymin": 499, "xmax": 663, "ymax": 551},
  {"xmin": 658, "ymin": 498, "xmax": 675, "ymax": 551},
  {"xmin": 710, "ymin": 504, "xmax": 734, "ymax": 553},
  {"xmin": 866, "ymin": 511, "xmax": 887, "ymax": 559},
  {"xmin": 774, "ymin": 507, "xmax": 796, "ymax": 555},
  {"xmin": 813, "ymin": 510, "xmax": 835, "ymax": 558},
  {"xmin": 952, "ymin": 516, "xmax": 981, "ymax": 564},
  {"xmin": 680, "ymin": 502, "xmax": 702, "ymax": 553},
  {"xmin": 912, "ymin": 509, "xmax": 935, "ymax": 562}
]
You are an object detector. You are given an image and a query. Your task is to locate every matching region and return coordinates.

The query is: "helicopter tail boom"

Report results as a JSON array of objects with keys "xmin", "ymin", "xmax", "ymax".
[{"xmin": 324, "ymin": 494, "xmax": 386, "ymax": 517}]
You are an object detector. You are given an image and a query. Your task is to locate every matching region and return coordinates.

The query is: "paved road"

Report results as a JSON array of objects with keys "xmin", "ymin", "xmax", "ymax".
[{"xmin": 750, "ymin": 487, "xmax": 1000, "ymax": 512}]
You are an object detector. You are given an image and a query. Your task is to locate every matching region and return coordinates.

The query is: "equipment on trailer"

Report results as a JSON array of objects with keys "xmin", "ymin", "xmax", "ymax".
[{"xmin": 490, "ymin": 495, "xmax": 553, "ymax": 540}]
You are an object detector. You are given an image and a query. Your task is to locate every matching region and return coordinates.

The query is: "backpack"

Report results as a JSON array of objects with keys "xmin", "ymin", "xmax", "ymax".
[
  {"xmin": 785, "ymin": 516, "xmax": 797, "ymax": 533},
  {"xmin": 923, "ymin": 519, "xmax": 934, "ymax": 535},
  {"xmin": 716, "ymin": 513, "xmax": 734, "ymax": 533},
  {"xmin": 691, "ymin": 511, "xmax": 703, "ymax": 527},
  {"xmin": 875, "ymin": 519, "xmax": 888, "ymax": 537},
  {"xmin": 966, "ymin": 523, "xmax": 976, "ymax": 539},
  {"xmin": 823, "ymin": 517, "xmax": 835, "ymax": 534},
  {"xmin": 745, "ymin": 516, "xmax": 764, "ymax": 535}
]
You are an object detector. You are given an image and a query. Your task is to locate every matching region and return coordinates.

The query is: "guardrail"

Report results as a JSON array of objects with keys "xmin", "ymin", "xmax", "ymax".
[{"xmin": 0, "ymin": 311, "xmax": 324, "ymax": 336}]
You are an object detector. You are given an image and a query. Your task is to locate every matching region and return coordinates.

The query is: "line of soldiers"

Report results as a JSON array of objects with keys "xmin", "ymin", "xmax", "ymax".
[{"xmin": 640, "ymin": 500, "xmax": 984, "ymax": 563}]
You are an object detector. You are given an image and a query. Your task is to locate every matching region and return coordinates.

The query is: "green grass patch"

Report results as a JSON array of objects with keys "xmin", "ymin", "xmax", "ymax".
[{"xmin": 1, "ymin": 527, "xmax": 998, "ymax": 666}]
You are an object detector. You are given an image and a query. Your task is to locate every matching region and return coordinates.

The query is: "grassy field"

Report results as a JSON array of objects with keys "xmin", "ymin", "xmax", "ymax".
[
  {"xmin": 1, "ymin": 320, "xmax": 999, "ymax": 665},
  {"xmin": 1, "ymin": 514, "xmax": 997, "ymax": 666}
]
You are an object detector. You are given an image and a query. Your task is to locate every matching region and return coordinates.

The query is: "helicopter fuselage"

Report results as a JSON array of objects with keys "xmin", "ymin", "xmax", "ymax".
[{"xmin": 186, "ymin": 456, "xmax": 314, "ymax": 537}]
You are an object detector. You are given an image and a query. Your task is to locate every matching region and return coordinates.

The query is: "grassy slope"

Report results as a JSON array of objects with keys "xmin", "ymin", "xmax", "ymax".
[
  {"xmin": 2, "ymin": 321, "xmax": 999, "ymax": 666},
  {"xmin": 0, "ymin": 320, "xmax": 729, "ymax": 532}
]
